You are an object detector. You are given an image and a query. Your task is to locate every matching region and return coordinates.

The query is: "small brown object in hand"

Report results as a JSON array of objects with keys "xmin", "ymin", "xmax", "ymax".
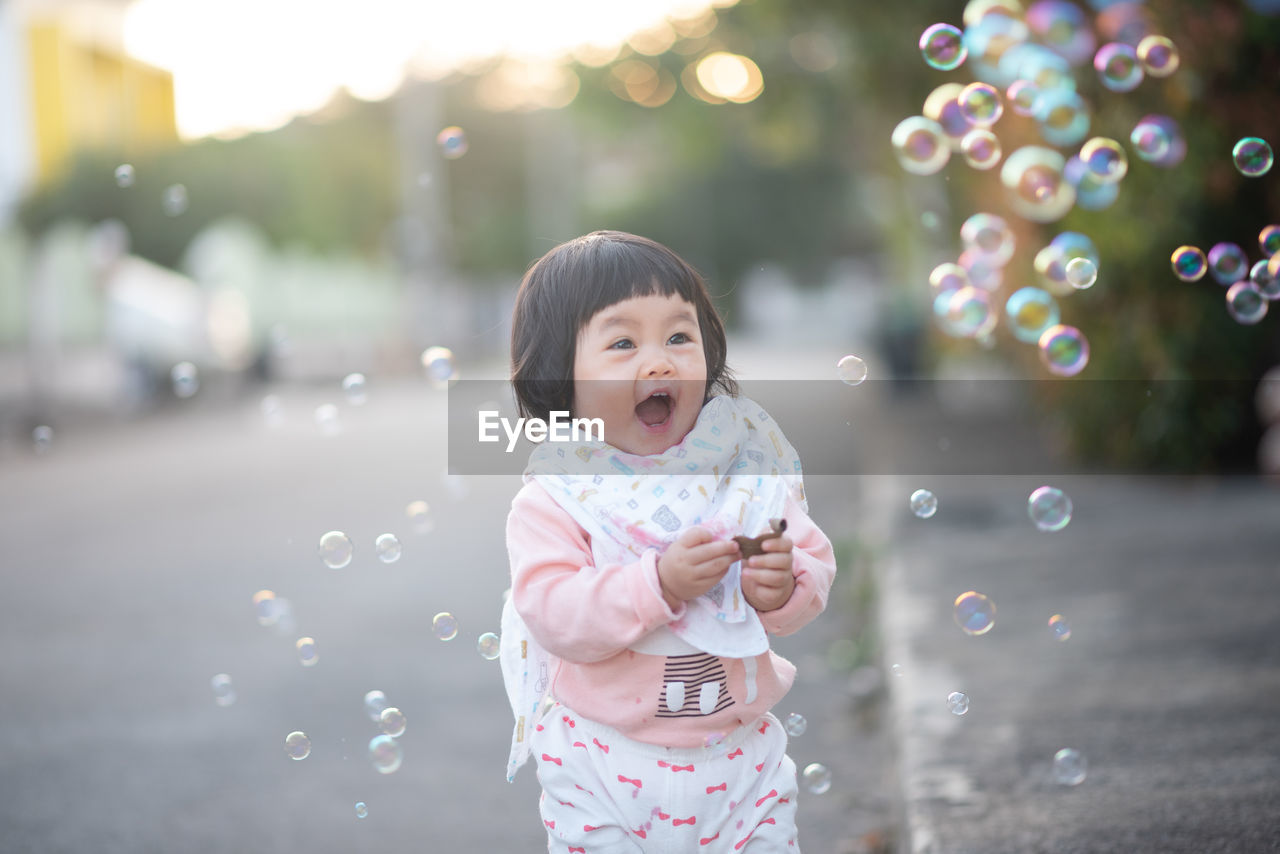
[{"xmin": 732, "ymin": 518, "xmax": 787, "ymax": 558}]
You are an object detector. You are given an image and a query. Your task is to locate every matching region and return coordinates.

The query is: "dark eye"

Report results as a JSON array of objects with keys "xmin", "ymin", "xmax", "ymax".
[
  {"xmin": 668, "ymin": 332, "xmax": 693, "ymax": 345},
  {"xmin": 608, "ymin": 338, "xmax": 634, "ymax": 350}
]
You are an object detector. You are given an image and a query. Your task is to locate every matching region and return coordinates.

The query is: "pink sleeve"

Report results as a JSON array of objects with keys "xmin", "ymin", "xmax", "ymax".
[
  {"xmin": 756, "ymin": 493, "xmax": 837, "ymax": 637},
  {"xmin": 507, "ymin": 482, "xmax": 686, "ymax": 664}
]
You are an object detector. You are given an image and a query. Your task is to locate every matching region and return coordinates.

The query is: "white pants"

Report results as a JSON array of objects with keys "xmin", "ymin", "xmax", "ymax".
[{"xmin": 531, "ymin": 704, "xmax": 800, "ymax": 853}]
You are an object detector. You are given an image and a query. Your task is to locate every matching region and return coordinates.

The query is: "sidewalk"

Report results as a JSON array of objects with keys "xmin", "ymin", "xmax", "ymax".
[{"xmin": 859, "ymin": 389, "xmax": 1280, "ymax": 853}]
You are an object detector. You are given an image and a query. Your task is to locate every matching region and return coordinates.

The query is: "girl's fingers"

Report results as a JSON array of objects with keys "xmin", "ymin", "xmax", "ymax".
[
  {"xmin": 747, "ymin": 552, "xmax": 793, "ymax": 571},
  {"xmin": 760, "ymin": 535, "xmax": 793, "ymax": 553},
  {"xmin": 686, "ymin": 539, "xmax": 740, "ymax": 565}
]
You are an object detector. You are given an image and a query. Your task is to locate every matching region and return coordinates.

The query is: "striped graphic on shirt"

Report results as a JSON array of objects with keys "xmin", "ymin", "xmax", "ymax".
[{"xmin": 655, "ymin": 653, "xmax": 733, "ymax": 718}]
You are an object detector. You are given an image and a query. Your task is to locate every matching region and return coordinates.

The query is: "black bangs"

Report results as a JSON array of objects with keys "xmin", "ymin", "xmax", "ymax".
[{"xmin": 562, "ymin": 233, "xmax": 702, "ymax": 338}]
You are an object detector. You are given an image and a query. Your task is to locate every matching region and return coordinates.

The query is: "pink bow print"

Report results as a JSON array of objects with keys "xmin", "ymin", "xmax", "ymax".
[
  {"xmin": 673, "ymin": 816, "xmax": 697, "ymax": 827},
  {"xmin": 541, "ymin": 753, "xmax": 562, "ymax": 766},
  {"xmin": 617, "ymin": 774, "xmax": 643, "ymax": 788},
  {"xmin": 706, "ymin": 782, "xmax": 727, "ymax": 794}
]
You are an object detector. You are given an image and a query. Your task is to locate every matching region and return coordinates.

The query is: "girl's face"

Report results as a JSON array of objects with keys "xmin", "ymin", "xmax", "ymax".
[{"xmin": 572, "ymin": 292, "xmax": 708, "ymax": 456}]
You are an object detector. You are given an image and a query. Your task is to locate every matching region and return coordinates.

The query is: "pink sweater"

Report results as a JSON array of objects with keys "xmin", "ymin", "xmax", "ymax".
[{"xmin": 506, "ymin": 480, "xmax": 837, "ymax": 748}]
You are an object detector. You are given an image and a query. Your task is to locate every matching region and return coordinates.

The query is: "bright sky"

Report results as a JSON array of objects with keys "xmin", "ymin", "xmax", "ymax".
[{"xmin": 123, "ymin": 0, "xmax": 732, "ymax": 140}]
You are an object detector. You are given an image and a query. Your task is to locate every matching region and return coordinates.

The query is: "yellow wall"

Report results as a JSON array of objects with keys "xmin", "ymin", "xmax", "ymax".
[{"xmin": 26, "ymin": 22, "xmax": 176, "ymax": 185}]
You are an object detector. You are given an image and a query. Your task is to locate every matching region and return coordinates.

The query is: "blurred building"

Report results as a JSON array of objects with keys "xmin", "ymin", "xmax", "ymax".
[{"xmin": 0, "ymin": 0, "xmax": 175, "ymax": 224}]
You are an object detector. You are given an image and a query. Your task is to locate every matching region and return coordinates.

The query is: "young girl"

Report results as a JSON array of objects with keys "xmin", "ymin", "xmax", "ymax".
[{"xmin": 500, "ymin": 231, "xmax": 836, "ymax": 853}]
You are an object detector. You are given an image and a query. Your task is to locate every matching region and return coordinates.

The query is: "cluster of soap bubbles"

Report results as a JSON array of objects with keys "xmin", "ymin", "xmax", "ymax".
[
  {"xmin": 1171, "ymin": 224, "xmax": 1280, "ymax": 326},
  {"xmin": 318, "ymin": 530, "xmax": 403, "ymax": 569},
  {"xmin": 364, "ymin": 690, "xmax": 406, "ymax": 773}
]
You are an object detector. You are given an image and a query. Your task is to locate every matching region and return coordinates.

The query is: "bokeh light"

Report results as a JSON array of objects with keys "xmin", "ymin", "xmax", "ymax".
[{"xmin": 892, "ymin": 116, "xmax": 951, "ymax": 175}]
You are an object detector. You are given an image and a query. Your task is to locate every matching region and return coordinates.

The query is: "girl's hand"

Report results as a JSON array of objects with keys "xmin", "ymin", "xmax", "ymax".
[
  {"xmin": 741, "ymin": 534, "xmax": 795, "ymax": 612},
  {"xmin": 657, "ymin": 527, "xmax": 740, "ymax": 609}
]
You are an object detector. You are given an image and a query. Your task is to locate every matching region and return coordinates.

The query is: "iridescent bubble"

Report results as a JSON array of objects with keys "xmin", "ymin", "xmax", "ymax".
[
  {"xmin": 891, "ymin": 663, "xmax": 904, "ymax": 677},
  {"xmin": 1137, "ymin": 35, "xmax": 1179, "ymax": 76},
  {"xmin": 1171, "ymin": 245, "xmax": 1207, "ymax": 282},
  {"xmin": 919, "ymin": 23, "xmax": 968, "ymax": 70},
  {"xmin": 783, "ymin": 712, "xmax": 808, "ymax": 736},
  {"xmin": 114, "ymin": 164, "xmax": 135, "ymax": 187},
  {"xmin": 211, "ymin": 673, "xmax": 236, "ymax": 706},
  {"xmin": 1233, "ymin": 137, "xmax": 1273, "ymax": 177},
  {"xmin": 836, "ymin": 354, "xmax": 868, "ymax": 386},
  {"xmin": 364, "ymin": 690, "xmax": 389, "ymax": 722},
  {"xmin": 1052, "ymin": 748, "xmax": 1087, "ymax": 785},
  {"xmin": 314, "ymin": 403, "xmax": 341, "ymax": 436},
  {"xmin": 1004, "ymin": 42, "xmax": 1072, "ymax": 92},
  {"xmin": 1048, "ymin": 614, "xmax": 1072, "ymax": 641},
  {"xmin": 1025, "ymin": 0, "xmax": 1094, "ymax": 64},
  {"xmin": 436, "ymin": 126, "xmax": 469, "ymax": 159},
  {"xmin": 924, "ymin": 83, "xmax": 974, "ymax": 148},
  {"xmin": 1130, "ymin": 119, "xmax": 1172, "ymax": 162},
  {"xmin": 477, "ymin": 632, "xmax": 501, "ymax": 660},
  {"xmin": 1094, "ymin": 42, "xmax": 1143, "ymax": 92},
  {"xmin": 1005, "ymin": 287, "xmax": 1060, "ymax": 343},
  {"xmin": 163, "ymin": 184, "xmax": 188, "ymax": 216},
  {"xmin": 892, "ymin": 116, "xmax": 951, "ymax": 175},
  {"xmin": 319, "ymin": 531, "xmax": 353, "ymax": 569},
  {"xmin": 296, "ymin": 637, "xmax": 318, "ymax": 667},
  {"xmin": 1226, "ymin": 282, "xmax": 1268, "ymax": 325},
  {"xmin": 947, "ymin": 691, "xmax": 970, "ymax": 715},
  {"xmin": 958, "ymin": 248, "xmax": 1004, "ymax": 292},
  {"xmin": 375, "ymin": 533, "xmax": 402, "ymax": 564},
  {"xmin": 1208, "ymin": 243, "xmax": 1248, "ymax": 286},
  {"xmin": 1002, "ymin": 146, "xmax": 1076, "ymax": 222},
  {"xmin": 405, "ymin": 500, "xmax": 434, "ymax": 534},
  {"xmin": 1140, "ymin": 114, "xmax": 1187, "ymax": 168},
  {"xmin": 1079, "ymin": 137, "xmax": 1127, "ymax": 184},
  {"xmin": 1260, "ymin": 225, "xmax": 1280, "ymax": 257},
  {"xmin": 910, "ymin": 489, "xmax": 938, "ymax": 519},
  {"xmin": 354, "ymin": 802, "xmax": 368, "ymax": 819},
  {"xmin": 432, "ymin": 612, "xmax": 459, "ymax": 641},
  {"xmin": 285, "ymin": 731, "xmax": 311, "ymax": 760},
  {"xmin": 801, "ymin": 762, "xmax": 832, "ymax": 794},
  {"xmin": 342, "ymin": 373, "xmax": 368, "ymax": 406},
  {"xmin": 379, "ymin": 707, "xmax": 407, "ymax": 738},
  {"xmin": 368, "ymin": 734, "xmax": 403, "ymax": 774},
  {"xmin": 1006, "ymin": 79, "xmax": 1040, "ymax": 117},
  {"xmin": 1036, "ymin": 232, "xmax": 1100, "ymax": 297},
  {"xmin": 958, "ymin": 82, "xmax": 1003, "ymax": 127},
  {"xmin": 253, "ymin": 589, "xmax": 279, "ymax": 625},
  {"xmin": 961, "ymin": 212, "xmax": 1016, "ymax": 266},
  {"xmin": 961, "ymin": 129, "xmax": 1003, "ymax": 170},
  {"xmin": 1038, "ymin": 325, "xmax": 1089, "ymax": 377},
  {"xmin": 1251, "ymin": 260, "xmax": 1280, "ymax": 301},
  {"xmin": 930, "ymin": 262, "xmax": 971, "ymax": 297},
  {"xmin": 170, "ymin": 362, "xmax": 198, "ymax": 398},
  {"xmin": 1064, "ymin": 156, "xmax": 1119, "ymax": 212},
  {"xmin": 1028, "ymin": 485, "xmax": 1073, "ymax": 531},
  {"xmin": 945, "ymin": 287, "xmax": 997, "ymax": 338},
  {"xmin": 1033, "ymin": 88, "xmax": 1090, "ymax": 148},
  {"xmin": 954, "ymin": 591, "xmax": 996, "ymax": 636},
  {"xmin": 421, "ymin": 346, "xmax": 456, "ymax": 386},
  {"xmin": 32, "ymin": 424, "xmax": 53, "ymax": 454},
  {"xmin": 1065, "ymin": 257, "xmax": 1097, "ymax": 289}
]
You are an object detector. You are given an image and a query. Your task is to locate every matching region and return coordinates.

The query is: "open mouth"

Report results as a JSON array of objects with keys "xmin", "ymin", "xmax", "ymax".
[{"xmin": 635, "ymin": 392, "xmax": 674, "ymax": 429}]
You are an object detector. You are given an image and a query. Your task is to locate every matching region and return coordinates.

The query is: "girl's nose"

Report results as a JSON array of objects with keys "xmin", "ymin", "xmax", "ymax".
[{"xmin": 642, "ymin": 352, "xmax": 676, "ymax": 377}]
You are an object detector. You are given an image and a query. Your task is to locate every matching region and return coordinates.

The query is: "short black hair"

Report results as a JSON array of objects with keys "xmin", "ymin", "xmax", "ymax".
[{"xmin": 510, "ymin": 230, "xmax": 737, "ymax": 421}]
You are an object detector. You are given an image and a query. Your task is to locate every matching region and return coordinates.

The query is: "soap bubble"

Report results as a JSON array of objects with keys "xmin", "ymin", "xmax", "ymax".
[
  {"xmin": 163, "ymin": 184, "xmax": 188, "ymax": 216},
  {"xmin": 1033, "ymin": 88, "xmax": 1090, "ymax": 148},
  {"xmin": 1170, "ymin": 245, "xmax": 1207, "ymax": 282},
  {"xmin": 253, "ymin": 589, "xmax": 280, "ymax": 625},
  {"xmin": 1094, "ymin": 42, "xmax": 1143, "ymax": 92},
  {"xmin": 354, "ymin": 802, "xmax": 368, "ymax": 819},
  {"xmin": 477, "ymin": 632, "xmax": 501, "ymax": 660},
  {"xmin": 1002, "ymin": 146, "xmax": 1075, "ymax": 222},
  {"xmin": 1006, "ymin": 80, "xmax": 1040, "ymax": 117},
  {"xmin": 1028, "ymin": 486, "xmax": 1072, "ymax": 531},
  {"xmin": 954, "ymin": 591, "xmax": 996, "ymax": 636},
  {"xmin": 285, "ymin": 731, "xmax": 311, "ymax": 760},
  {"xmin": 1005, "ymin": 287, "xmax": 1060, "ymax": 343},
  {"xmin": 314, "ymin": 403, "xmax": 341, "ymax": 436},
  {"xmin": 930, "ymin": 263, "xmax": 970, "ymax": 297},
  {"xmin": 296, "ymin": 637, "xmax": 318, "ymax": 667},
  {"xmin": 375, "ymin": 533, "xmax": 402, "ymax": 564},
  {"xmin": 960, "ymin": 212, "xmax": 1016, "ymax": 266},
  {"xmin": 1052, "ymin": 748, "xmax": 1087, "ymax": 785},
  {"xmin": 910, "ymin": 489, "xmax": 938, "ymax": 519},
  {"xmin": 919, "ymin": 23, "xmax": 967, "ymax": 70},
  {"xmin": 1038, "ymin": 325, "xmax": 1089, "ymax": 377},
  {"xmin": 961, "ymin": 129, "xmax": 1003, "ymax": 170},
  {"xmin": 890, "ymin": 664, "xmax": 904, "ymax": 677},
  {"xmin": 892, "ymin": 116, "xmax": 951, "ymax": 175},
  {"xmin": 1065, "ymin": 257, "xmax": 1097, "ymax": 289},
  {"xmin": 783, "ymin": 712, "xmax": 808, "ymax": 736},
  {"xmin": 801, "ymin": 762, "xmax": 832, "ymax": 794},
  {"xmin": 432, "ymin": 612, "xmax": 459, "ymax": 641},
  {"xmin": 836, "ymin": 354, "xmax": 868, "ymax": 386},
  {"xmin": 1136, "ymin": 35, "xmax": 1179, "ymax": 76},
  {"xmin": 1226, "ymin": 282, "xmax": 1269, "ymax": 325},
  {"xmin": 944, "ymin": 287, "xmax": 996, "ymax": 338},
  {"xmin": 1048, "ymin": 614, "xmax": 1072, "ymax": 641},
  {"xmin": 369, "ymin": 734, "xmax": 403, "ymax": 774},
  {"xmin": 1250, "ymin": 261, "xmax": 1280, "ymax": 300},
  {"xmin": 211, "ymin": 673, "xmax": 236, "ymax": 706},
  {"xmin": 319, "ymin": 531, "xmax": 353, "ymax": 569},
  {"xmin": 114, "ymin": 164, "xmax": 135, "ymax": 187},
  {"xmin": 1139, "ymin": 114, "xmax": 1187, "ymax": 168},
  {"xmin": 421, "ymin": 346, "xmax": 456, "ymax": 386},
  {"xmin": 436, "ymin": 126, "xmax": 468, "ymax": 159},
  {"xmin": 1259, "ymin": 225, "xmax": 1280, "ymax": 257},
  {"xmin": 958, "ymin": 248, "xmax": 1004, "ymax": 292},
  {"xmin": 405, "ymin": 500, "xmax": 434, "ymax": 534},
  {"xmin": 170, "ymin": 362, "xmax": 198, "ymax": 398},
  {"xmin": 1208, "ymin": 242, "xmax": 1248, "ymax": 286},
  {"xmin": 1079, "ymin": 137, "xmax": 1127, "ymax": 184},
  {"xmin": 342, "ymin": 373, "xmax": 368, "ymax": 406},
  {"xmin": 32, "ymin": 425, "xmax": 53, "ymax": 455},
  {"xmin": 1025, "ymin": 0, "xmax": 1094, "ymax": 63},
  {"xmin": 1130, "ymin": 119, "xmax": 1172, "ymax": 163},
  {"xmin": 958, "ymin": 82, "xmax": 1003, "ymax": 127},
  {"xmin": 924, "ymin": 83, "xmax": 975, "ymax": 148},
  {"xmin": 1064, "ymin": 156, "xmax": 1119, "ymax": 212},
  {"xmin": 364, "ymin": 690, "xmax": 389, "ymax": 722},
  {"xmin": 947, "ymin": 691, "xmax": 970, "ymax": 715},
  {"xmin": 1233, "ymin": 137, "xmax": 1273, "ymax": 177},
  {"xmin": 1035, "ymin": 232, "xmax": 1100, "ymax": 296},
  {"xmin": 379, "ymin": 707, "xmax": 407, "ymax": 737}
]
